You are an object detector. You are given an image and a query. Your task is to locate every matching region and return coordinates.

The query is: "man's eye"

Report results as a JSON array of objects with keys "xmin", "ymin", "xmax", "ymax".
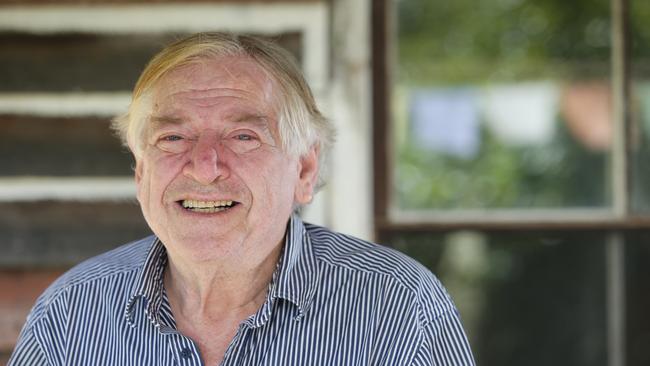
[
  {"xmin": 226, "ymin": 132, "xmax": 262, "ymax": 154},
  {"xmin": 234, "ymin": 134, "xmax": 254, "ymax": 141},
  {"xmin": 162, "ymin": 135, "xmax": 183, "ymax": 142},
  {"xmin": 154, "ymin": 134, "xmax": 190, "ymax": 154}
]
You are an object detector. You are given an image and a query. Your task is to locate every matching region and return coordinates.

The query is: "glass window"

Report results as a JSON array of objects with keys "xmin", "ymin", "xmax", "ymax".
[
  {"xmin": 0, "ymin": 116, "xmax": 132, "ymax": 176},
  {"xmin": 0, "ymin": 201, "xmax": 150, "ymax": 267},
  {"xmin": 630, "ymin": 0, "xmax": 650, "ymax": 214},
  {"xmin": 386, "ymin": 231, "xmax": 607, "ymax": 366},
  {"xmin": 378, "ymin": 0, "xmax": 650, "ymax": 365},
  {"xmin": 394, "ymin": 0, "xmax": 612, "ymax": 210},
  {"xmin": 623, "ymin": 232, "xmax": 650, "ymax": 366},
  {"xmin": 0, "ymin": 32, "xmax": 303, "ymax": 92}
]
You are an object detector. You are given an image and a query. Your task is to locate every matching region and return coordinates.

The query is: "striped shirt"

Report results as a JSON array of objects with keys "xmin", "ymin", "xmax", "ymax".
[{"xmin": 9, "ymin": 214, "xmax": 475, "ymax": 365}]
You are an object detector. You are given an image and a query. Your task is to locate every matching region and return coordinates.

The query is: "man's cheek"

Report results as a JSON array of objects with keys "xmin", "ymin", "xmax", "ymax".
[
  {"xmin": 135, "ymin": 179, "xmax": 146, "ymax": 207},
  {"xmin": 134, "ymin": 166, "xmax": 152, "ymax": 207}
]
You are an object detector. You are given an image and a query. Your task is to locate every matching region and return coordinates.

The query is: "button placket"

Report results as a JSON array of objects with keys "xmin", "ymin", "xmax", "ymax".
[{"xmin": 169, "ymin": 334, "xmax": 201, "ymax": 365}]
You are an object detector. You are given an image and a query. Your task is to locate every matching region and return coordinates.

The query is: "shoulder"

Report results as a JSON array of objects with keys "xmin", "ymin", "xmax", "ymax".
[
  {"xmin": 304, "ymin": 223, "xmax": 457, "ymax": 324},
  {"xmin": 28, "ymin": 235, "xmax": 156, "ymax": 320},
  {"xmin": 305, "ymin": 222, "xmax": 435, "ymax": 285}
]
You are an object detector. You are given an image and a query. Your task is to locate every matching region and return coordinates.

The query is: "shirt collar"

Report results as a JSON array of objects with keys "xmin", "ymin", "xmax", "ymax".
[
  {"xmin": 124, "ymin": 213, "xmax": 321, "ymax": 328},
  {"xmin": 268, "ymin": 213, "xmax": 321, "ymax": 318},
  {"xmin": 125, "ymin": 238, "xmax": 167, "ymax": 328}
]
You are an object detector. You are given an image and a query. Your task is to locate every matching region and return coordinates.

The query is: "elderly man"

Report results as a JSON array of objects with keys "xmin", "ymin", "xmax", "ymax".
[{"xmin": 10, "ymin": 33, "xmax": 474, "ymax": 365}]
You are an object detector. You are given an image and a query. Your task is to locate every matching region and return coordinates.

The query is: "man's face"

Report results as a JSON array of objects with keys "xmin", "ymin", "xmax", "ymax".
[{"xmin": 134, "ymin": 56, "xmax": 317, "ymax": 264}]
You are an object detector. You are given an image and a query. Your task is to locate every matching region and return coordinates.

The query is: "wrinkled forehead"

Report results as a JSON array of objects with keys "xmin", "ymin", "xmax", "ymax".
[{"xmin": 150, "ymin": 55, "xmax": 280, "ymax": 110}]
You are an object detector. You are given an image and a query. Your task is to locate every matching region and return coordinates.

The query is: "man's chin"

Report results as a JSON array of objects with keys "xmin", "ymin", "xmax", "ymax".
[
  {"xmin": 146, "ymin": 214, "xmax": 242, "ymax": 246},
  {"xmin": 164, "ymin": 229, "xmax": 237, "ymax": 252}
]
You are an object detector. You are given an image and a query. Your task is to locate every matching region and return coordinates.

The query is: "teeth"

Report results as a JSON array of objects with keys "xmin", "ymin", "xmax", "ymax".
[
  {"xmin": 187, "ymin": 206, "xmax": 228, "ymax": 213},
  {"xmin": 181, "ymin": 199, "xmax": 234, "ymax": 210}
]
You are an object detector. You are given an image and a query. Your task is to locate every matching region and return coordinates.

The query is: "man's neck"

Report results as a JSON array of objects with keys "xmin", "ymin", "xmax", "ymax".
[
  {"xmin": 162, "ymin": 237, "xmax": 284, "ymax": 365},
  {"xmin": 163, "ymin": 238, "xmax": 283, "ymax": 319}
]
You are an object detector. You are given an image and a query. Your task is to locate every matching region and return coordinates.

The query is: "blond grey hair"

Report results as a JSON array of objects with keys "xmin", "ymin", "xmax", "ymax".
[{"xmin": 112, "ymin": 32, "xmax": 335, "ymax": 185}]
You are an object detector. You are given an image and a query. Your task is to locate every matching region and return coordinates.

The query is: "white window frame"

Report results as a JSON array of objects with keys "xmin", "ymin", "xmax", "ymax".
[{"xmin": 0, "ymin": 3, "xmax": 329, "ymax": 201}]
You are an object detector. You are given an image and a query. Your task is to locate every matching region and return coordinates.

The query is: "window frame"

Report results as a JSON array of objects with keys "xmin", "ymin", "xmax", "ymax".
[
  {"xmin": 0, "ymin": 2, "xmax": 328, "ymax": 202},
  {"xmin": 372, "ymin": 0, "xmax": 646, "ymax": 233},
  {"xmin": 371, "ymin": 1, "xmax": 634, "ymax": 365}
]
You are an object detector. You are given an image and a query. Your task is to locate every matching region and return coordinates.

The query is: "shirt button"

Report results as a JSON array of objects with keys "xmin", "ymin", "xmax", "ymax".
[{"xmin": 180, "ymin": 347, "xmax": 192, "ymax": 359}]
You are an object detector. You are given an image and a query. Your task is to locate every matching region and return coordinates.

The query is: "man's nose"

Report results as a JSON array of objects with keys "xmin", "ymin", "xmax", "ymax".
[{"xmin": 182, "ymin": 132, "xmax": 227, "ymax": 185}]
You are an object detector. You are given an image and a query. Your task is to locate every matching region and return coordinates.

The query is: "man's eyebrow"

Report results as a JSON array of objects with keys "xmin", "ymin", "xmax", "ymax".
[
  {"xmin": 232, "ymin": 113, "xmax": 270, "ymax": 126},
  {"xmin": 150, "ymin": 115, "xmax": 184, "ymax": 128},
  {"xmin": 231, "ymin": 114, "xmax": 274, "ymax": 134},
  {"xmin": 149, "ymin": 113, "xmax": 274, "ymax": 135}
]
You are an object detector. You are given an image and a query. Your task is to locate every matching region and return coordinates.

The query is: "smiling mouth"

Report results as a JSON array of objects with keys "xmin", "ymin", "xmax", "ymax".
[{"xmin": 179, "ymin": 199, "xmax": 238, "ymax": 213}]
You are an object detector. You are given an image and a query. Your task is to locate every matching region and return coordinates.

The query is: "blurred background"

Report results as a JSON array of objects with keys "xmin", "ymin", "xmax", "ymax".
[{"xmin": 0, "ymin": 0, "xmax": 648, "ymax": 365}]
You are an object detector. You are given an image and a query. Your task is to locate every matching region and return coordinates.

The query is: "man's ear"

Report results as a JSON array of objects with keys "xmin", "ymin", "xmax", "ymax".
[
  {"xmin": 294, "ymin": 145, "xmax": 320, "ymax": 205},
  {"xmin": 134, "ymin": 157, "xmax": 143, "ymax": 186}
]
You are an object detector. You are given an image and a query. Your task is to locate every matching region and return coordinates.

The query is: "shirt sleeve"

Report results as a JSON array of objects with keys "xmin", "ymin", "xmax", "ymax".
[
  {"xmin": 410, "ymin": 309, "xmax": 476, "ymax": 366},
  {"xmin": 8, "ymin": 325, "xmax": 50, "ymax": 366}
]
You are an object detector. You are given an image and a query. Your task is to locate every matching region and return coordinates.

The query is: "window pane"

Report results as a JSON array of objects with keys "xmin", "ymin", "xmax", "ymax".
[
  {"xmin": 0, "ymin": 115, "xmax": 133, "ymax": 176},
  {"xmin": 0, "ymin": 201, "xmax": 149, "ymax": 267},
  {"xmin": 0, "ymin": 32, "xmax": 303, "ymax": 92},
  {"xmin": 394, "ymin": 0, "xmax": 612, "ymax": 210},
  {"xmin": 624, "ymin": 232, "xmax": 650, "ymax": 366},
  {"xmin": 0, "ymin": 33, "xmax": 176, "ymax": 92},
  {"xmin": 383, "ymin": 230, "xmax": 607, "ymax": 366},
  {"xmin": 630, "ymin": 0, "xmax": 650, "ymax": 214}
]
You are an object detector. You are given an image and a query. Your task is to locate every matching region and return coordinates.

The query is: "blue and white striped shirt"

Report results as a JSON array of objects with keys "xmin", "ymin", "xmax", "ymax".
[{"xmin": 10, "ymin": 214, "xmax": 475, "ymax": 365}]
